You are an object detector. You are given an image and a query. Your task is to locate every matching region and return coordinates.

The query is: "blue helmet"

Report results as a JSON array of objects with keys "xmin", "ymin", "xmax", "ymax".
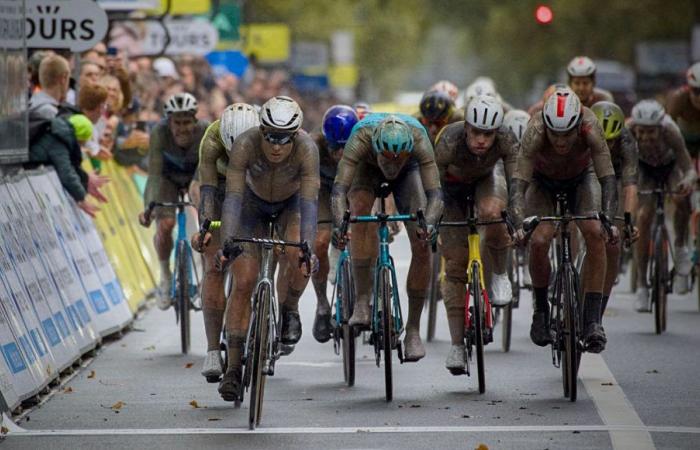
[
  {"xmin": 322, "ymin": 105, "xmax": 359, "ymax": 149},
  {"xmin": 371, "ymin": 115, "xmax": 414, "ymax": 155}
]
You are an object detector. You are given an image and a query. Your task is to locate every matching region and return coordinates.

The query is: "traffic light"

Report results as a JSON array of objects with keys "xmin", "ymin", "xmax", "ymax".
[{"xmin": 535, "ymin": 5, "xmax": 554, "ymax": 25}]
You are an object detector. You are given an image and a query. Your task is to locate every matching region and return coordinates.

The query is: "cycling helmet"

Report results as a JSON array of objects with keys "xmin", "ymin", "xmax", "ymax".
[
  {"xmin": 567, "ymin": 56, "xmax": 596, "ymax": 78},
  {"xmin": 429, "ymin": 80, "xmax": 459, "ymax": 101},
  {"xmin": 164, "ymin": 93, "xmax": 198, "ymax": 116},
  {"xmin": 260, "ymin": 96, "xmax": 303, "ymax": 132},
  {"xmin": 466, "ymin": 95, "xmax": 504, "ymax": 131},
  {"xmin": 503, "ymin": 109, "xmax": 531, "ymax": 142},
  {"xmin": 420, "ymin": 90, "xmax": 454, "ymax": 122},
  {"xmin": 542, "ymin": 87, "xmax": 582, "ymax": 132},
  {"xmin": 371, "ymin": 115, "xmax": 414, "ymax": 156},
  {"xmin": 631, "ymin": 99, "xmax": 665, "ymax": 126},
  {"xmin": 464, "ymin": 77, "xmax": 497, "ymax": 104},
  {"xmin": 687, "ymin": 62, "xmax": 700, "ymax": 88},
  {"xmin": 322, "ymin": 105, "xmax": 359, "ymax": 148},
  {"xmin": 220, "ymin": 103, "xmax": 260, "ymax": 152},
  {"xmin": 353, "ymin": 101, "xmax": 372, "ymax": 120},
  {"xmin": 591, "ymin": 101, "xmax": 625, "ymax": 140}
]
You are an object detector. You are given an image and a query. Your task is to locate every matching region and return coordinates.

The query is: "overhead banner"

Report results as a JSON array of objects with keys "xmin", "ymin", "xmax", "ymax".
[
  {"xmin": 97, "ymin": 0, "xmax": 158, "ymax": 10},
  {"xmin": 141, "ymin": 18, "xmax": 218, "ymax": 56},
  {"xmin": 25, "ymin": 0, "xmax": 109, "ymax": 52}
]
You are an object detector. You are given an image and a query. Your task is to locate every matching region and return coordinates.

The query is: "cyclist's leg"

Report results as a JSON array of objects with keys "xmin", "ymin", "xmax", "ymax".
[
  {"xmin": 476, "ymin": 162, "xmax": 511, "ymax": 306},
  {"xmin": 201, "ymin": 183, "xmax": 226, "ymax": 377},
  {"xmin": 635, "ymin": 168, "xmax": 656, "ymax": 311},
  {"xmin": 669, "ymin": 166, "xmax": 693, "ymax": 292},
  {"xmin": 312, "ymin": 185, "xmax": 333, "ymax": 342},
  {"xmin": 439, "ymin": 189, "xmax": 469, "ymax": 372},
  {"xmin": 347, "ymin": 163, "xmax": 379, "ymax": 328},
  {"xmin": 525, "ymin": 179, "xmax": 556, "ymax": 346},
  {"xmin": 575, "ymin": 169, "xmax": 607, "ymax": 352},
  {"xmin": 154, "ymin": 177, "xmax": 178, "ymax": 310},
  {"xmin": 394, "ymin": 168, "xmax": 430, "ymax": 361},
  {"xmin": 601, "ymin": 180, "xmax": 624, "ymax": 321}
]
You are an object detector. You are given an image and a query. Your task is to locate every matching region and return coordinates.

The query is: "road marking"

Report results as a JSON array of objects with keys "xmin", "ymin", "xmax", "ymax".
[{"xmin": 580, "ymin": 354, "xmax": 656, "ymax": 450}]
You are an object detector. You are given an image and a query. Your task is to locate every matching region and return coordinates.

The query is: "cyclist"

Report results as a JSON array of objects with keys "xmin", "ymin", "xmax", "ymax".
[
  {"xmin": 353, "ymin": 102, "xmax": 372, "ymax": 120},
  {"xmin": 434, "ymin": 95, "xmax": 518, "ymax": 373},
  {"xmin": 503, "ymin": 110, "xmax": 531, "ymax": 143},
  {"xmin": 590, "ymin": 101, "xmax": 639, "ymax": 319},
  {"xmin": 463, "ymin": 77, "xmax": 513, "ymax": 112},
  {"xmin": 566, "ymin": 56, "xmax": 614, "ymax": 107},
  {"xmin": 417, "ymin": 89, "xmax": 464, "ymax": 143},
  {"xmin": 629, "ymin": 100, "xmax": 696, "ymax": 309},
  {"xmin": 216, "ymin": 96, "xmax": 320, "ymax": 401},
  {"xmin": 510, "ymin": 86, "xmax": 618, "ymax": 354},
  {"xmin": 310, "ymin": 105, "xmax": 359, "ymax": 343},
  {"xmin": 139, "ymin": 93, "xmax": 209, "ymax": 310},
  {"xmin": 429, "ymin": 80, "xmax": 460, "ymax": 102},
  {"xmin": 331, "ymin": 113, "xmax": 444, "ymax": 362},
  {"xmin": 666, "ymin": 62, "xmax": 700, "ymax": 161},
  {"xmin": 192, "ymin": 103, "xmax": 260, "ymax": 381}
]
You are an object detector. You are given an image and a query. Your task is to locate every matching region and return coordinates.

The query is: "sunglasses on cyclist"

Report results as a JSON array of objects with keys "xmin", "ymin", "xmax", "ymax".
[
  {"xmin": 379, "ymin": 150, "xmax": 410, "ymax": 163},
  {"xmin": 263, "ymin": 131, "xmax": 295, "ymax": 145}
]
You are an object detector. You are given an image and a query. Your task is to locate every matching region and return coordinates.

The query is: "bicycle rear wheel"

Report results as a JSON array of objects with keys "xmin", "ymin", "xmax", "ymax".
[
  {"xmin": 380, "ymin": 267, "xmax": 393, "ymax": 402},
  {"xmin": 176, "ymin": 241, "xmax": 191, "ymax": 355},
  {"xmin": 340, "ymin": 258, "xmax": 356, "ymax": 387},
  {"xmin": 653, "ymin": 229, "xmax": 668, "ymax": 335},
  {"xmin": 470, "ymin": 263, "xmax": 486, "ymax": 394},
  {"xmin": 249, "ymin": 285, "xmax": 270, "ymax": 430},
  {"xmin": 562, "ymin": 266, "xmax": 579, "ymax": 402},
  {"xmin": 426, "ymin": 251, "xmax": 441, "ymax": 342},
  {"xmin": 502, "ymin": 249, "xmax": 518, "ymax": 353}
]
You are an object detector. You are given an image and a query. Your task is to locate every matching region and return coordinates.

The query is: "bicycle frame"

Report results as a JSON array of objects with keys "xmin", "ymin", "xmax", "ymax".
[
  {"xmin": 645, "ymin": 185, "xmax": 672, "ymax": 288},
  {"xmin": 171, "ymin": 199, "xmax": 197, "ymax": 300},
  {"xmin": 333, "ymin": 248, "xmax": 352, "ymax": 327}
]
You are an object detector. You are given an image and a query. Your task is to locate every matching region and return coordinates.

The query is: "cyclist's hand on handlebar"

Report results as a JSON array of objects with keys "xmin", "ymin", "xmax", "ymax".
[
  {"xmin": 629, "ymin": 225, "xmax": 640, "ymax": 243},
  {"xmin": 300, "ymin": 254, "xmax": 319, "ymax": 277},
  {"xmin": 677, "ymin": 180, "xmax": 694, "ymax": 197},
  {"xmin": 191, "ymin": 231, "xmax": 211, "ymax": 253},
  {"xmin": 513, "ymin": 228, "xmax": 528, "ymax": 247},
  {"xmin": 602, "ymin": 223, "xmax": 620, "ymax": 245},
  {"xmin": 416, "ymin": 224, "xmax": 438, "ymax": 247},
  {"xmin": 215, "ymin": 248, "xmax": 229, "ymax": 271},
  {"xmin": 388, "ymin": 221, "xmax": 402, "ymax": 237},
  {"xmin": 138, "ymin": 211, "xmax": 152, "ymax": 228},
  {"xmin": 331, "ymin": 227, "xmax": 348, "ymax": 250}
]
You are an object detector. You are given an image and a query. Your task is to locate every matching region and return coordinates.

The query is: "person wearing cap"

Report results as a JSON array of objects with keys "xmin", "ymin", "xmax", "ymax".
[
  {"xmin": 153, "ymin": 57, "xmax": 180, "ymax": 81},
  {"xmin": 215, "ymin": 96, "xmax": 320, "ymax": 402},
  {"xmin": 510, "ymin": 86, "xmax": 618, "ymax": 354},
  {"xmin": 434, "ymin": 95, "xmax": 518, "ymax": 374}
]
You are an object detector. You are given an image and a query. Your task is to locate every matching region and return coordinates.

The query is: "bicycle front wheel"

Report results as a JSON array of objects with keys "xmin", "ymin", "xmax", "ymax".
[
  {"xmin": 340, "ymin": 258, "xmax": 356, "ymax": 387},
  {"xmin": 426, "ymin": 251, "xmax": 441, "ymax": 342},
  {"xmin": 562, "ymin": 265, "xmax": 579, "ymax": 402},
  {"xmin": 653, "ymin": 229, "xmax": 668, "ymax": 335},
  {"xmin": 176, "ymin": 241, "xmax": 191, "ymax": 355},
  {"xmin": 470, "ymin": 263, "xmax": 486, "ymax": 394},
  {"xmin": 380, "ymin": 267, "xmax": 393, "ymax": 402},
  {"xmin": 249, "ymin": 284, "xmax": 271, "ymax": 430}
]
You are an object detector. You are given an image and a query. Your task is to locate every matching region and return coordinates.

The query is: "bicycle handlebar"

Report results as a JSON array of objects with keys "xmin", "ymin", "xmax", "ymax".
[
  {"xmin": 143, "ymin": 200, "xmax": 194, "ymax": 223},
  {"xmin": 222, "ymin": 237, "xmax": 312, "ymax": 274}
]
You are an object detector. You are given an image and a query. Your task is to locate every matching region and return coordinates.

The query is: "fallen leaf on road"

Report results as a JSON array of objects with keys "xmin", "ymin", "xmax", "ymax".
[
  {"xmin": 476, "ymin": 444, "xmax": 489, "ymax": 450},
  {"xmin": 208, "ymin": 418, "xmax": 221, "ymax": 421},
  {"xmin": 63, "ymin": 386, "xmax": 73, "ymax": 393},
  {"xmin": 646, "ymin": 369, "xmax": 659, "ymax": 374},
  {"xmin": 462, "ymin": 415, "xmax": 471, "ymax": 419},
  {"xmin": 410, "ymin": 404, "xmax": 421, "ymax": 408},
  {"xmin": 111, "ymin": 401, "xmax": 125, "ymax": 410},
  {"xmin": 87, "ymin": 370, "xmax": 96, "ymax": 379},
  {"xmin": 189, "ymin": 400, "xmax": 200, "ymax": 409},
  {"xmin": 184, "ymin": 362, "xmax": 194, "ymax": 368},
  {"xmin": 143, "ymin": 345, "xmax": 156, "ymax": 351},
  {"xmin": 601, "ymin": 382, "xmax": 614, "ymax": 386}
]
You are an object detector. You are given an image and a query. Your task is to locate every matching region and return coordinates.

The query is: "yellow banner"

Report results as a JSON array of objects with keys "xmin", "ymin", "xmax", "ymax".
[
  {"xmin": 151, "ymin": 0, "xmax": 211, "ymax": 15},
  {"xmin": 329, "ymin": 64, "xmax": 359, "ymax": 88},
  {"xmin": 241, "ymin": 24, "xmax": 290, "ymax": 62}
]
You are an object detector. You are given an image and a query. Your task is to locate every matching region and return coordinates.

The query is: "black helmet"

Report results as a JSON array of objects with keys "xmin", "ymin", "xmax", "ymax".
[{"xmin": 420, "ymin": 90, "xmax": 454, "ymax": 122}]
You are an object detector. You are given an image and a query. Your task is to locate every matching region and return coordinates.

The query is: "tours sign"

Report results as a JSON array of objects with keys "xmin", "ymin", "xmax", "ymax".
[{"xmin": 25, "ymin": 0, "xmax": 108, "ymax": 52}]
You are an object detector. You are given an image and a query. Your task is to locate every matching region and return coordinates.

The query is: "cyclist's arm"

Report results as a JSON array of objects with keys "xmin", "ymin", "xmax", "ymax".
[
  {"xmin": 143, "ymin": 126, "xmax": 164, "ymax": 210},
  {"xmin": 433, "ymin": 128, "xmax": 452, "ymax": 182},
  {"xmin": 413, "ymin": 129, "xmax": 444, "ymax": 226},
  {"xmin": 583, "ymin": 113, "xmax": 617, "ymax": 219},
  {"xmin": 665, "ymin": 117, "xmax": 697, "ymax": 186},
  {"xmin": 619, "ymin": 127, "xmax": 639, "ymax": 213},
  {"xmin": 220, "ymin": 135, "xmax": 250, "ymax": 243},
  {"xmin": 331, "ymin": 131, "xmax": 369, "ymax": 227},
  {"xmin": 298, "ymin": 134, "xmax": 321, "ymax": 246},
  {"xmin": 198, "ymin": 121, "xmax": 225, "ymax": 221},
  {"xmin": 499, "ymin": 127, "xmax": 519, "ymax": 186},
  {"xmin": 510, "ymin": 119, "xmax": 542, "ymax": 224}
]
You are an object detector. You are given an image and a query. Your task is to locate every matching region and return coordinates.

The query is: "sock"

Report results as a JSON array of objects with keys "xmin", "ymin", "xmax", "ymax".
[
  {"xmin": 442, "ymin": 278, "xmax": 467, "ymax": 345},
  {"xmin": 533, "ymin": 287, "xmax": 548, "ymax": 313},
  {"xmin": 203, "ymin": 308, "xmax": 225, "ymax": 352},
  {"xmin": 225, "ymin": 333, "xmax": 246, "ymax": 373},
  {"xmin": 584, "ymin": 292, "xmax": 603, "ymax": 326},
  {"xmin": 352, "ymin": 258, "xmax": 374, "ymax": 309},
  {"xmin": 601, "ymin": 295, "xmax": 609, "ymax": 322}
]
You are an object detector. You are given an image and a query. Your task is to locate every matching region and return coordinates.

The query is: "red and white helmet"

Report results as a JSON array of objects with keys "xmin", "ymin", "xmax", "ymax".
[
  {"xmin": 429, "ymin": 80, "xmax": 459, "ymax": 101},
  {"xmin": 567, "ymin": 56, "xmax": 596, "ymax": 78},
  {"xmin": 220, "ymin": 103, "xmax": 260, "ymax": 152},
  {"xmin": 466, "ymin": 95, "xmax": 504, "ymax": 131},
  {"xmin": 542, "ymin": 87, "xmax": 582, "ymax": 132},
  {"xmin": 687, "ymin": 62, "xmax": 700, "ymax": 88}
]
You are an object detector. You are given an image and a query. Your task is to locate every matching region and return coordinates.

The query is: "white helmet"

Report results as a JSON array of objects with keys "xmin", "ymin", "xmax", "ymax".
[
  {"xmin": 567, "ymin": 56, "xmax": 596, "ymax": 77},
  {"xmin": 220, "ymin": 103, "xmax": 260, "ymax": 152},
  {"xmin": 260, "ymin": 96, "xmax": 303, "ymax": 132},
  {"xmin": 687, "ymin": 62, "xmax": 700, "ymax": 88},
  {"xmin": 464, "ymin": 77, "xmax": 497, "ymax": 104},
  {"xmin": 430, "ymin": 80, "xmax": 459, "ymax": 101},
  {"xmin": 503, "ymin": 109, "xmax": 531, "ymax": 142},
  {"xmin": 466, "ymin": 95, "xmax": 504, "ymax": 131},
  {"xmin": 164, "ymin": 93, "xmax": 197, "ymax": 116},
  {"xmin": 631, "ymin": 99, "xmax": 665, "ymax": 126},
  {"xmin": 542, "ymin": 87, "xmax": 582, "ymax": 132}
]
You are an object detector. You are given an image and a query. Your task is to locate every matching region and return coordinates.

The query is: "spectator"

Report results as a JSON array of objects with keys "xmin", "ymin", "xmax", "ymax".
[
  {"xmin": 77, "ymin": 82, "xmax": 109, "ymax": 158},
  {"xmin": 79, "ymin": 60, "xmax": 103, "ymax": 88},
  {"xmin": 29, "ymin": 54, "xmax": 70, "ymax": 120},
  {"xmin": 82, "ymin": 43, "xmax": 107, "ymax": 69}
]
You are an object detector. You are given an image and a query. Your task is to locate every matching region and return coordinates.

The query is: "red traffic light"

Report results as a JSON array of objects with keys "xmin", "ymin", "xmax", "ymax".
[{"xmin": 535, "ymin": 5, "xmax": 553, "ymax": 24}]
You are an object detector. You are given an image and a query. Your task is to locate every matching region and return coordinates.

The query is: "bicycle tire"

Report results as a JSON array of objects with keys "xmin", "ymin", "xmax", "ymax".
[
  {"xmin": 249, "ymin": 284, "xmax": 270, "ymax": 430},
  {"xmin": 340, "ymin": 258, "xmax": 356, "ymax": 387},
  {"xmin": 177, "ymin": 241, "xmax": 191, "ymax": 355},
  {"xmin": 653, "ymin": 229, "xmax": 668, "ymax": 335},
  {"xmin": 426, "ymin": 251, "xmax": 441, "ymax": 342},
  {"xmin": 562, "ymin": 265, "xmax": 579, "ymax": 402},
  {"xmin": 380, "ymin": 267, "xmax": 393, "ymax": 402},
  {"xmin": 501, "ymin": 303, "xmax": 512, "ymax": 353},
  {"xmin": 471, "ymin": 263, "xmax": 486, "ymax": 394}
]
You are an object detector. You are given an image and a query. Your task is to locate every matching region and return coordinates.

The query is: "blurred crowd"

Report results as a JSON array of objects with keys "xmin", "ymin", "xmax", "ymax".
[{"xmin": 25, "ymin": 43, "xmax": 343, "ymax": 217}]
